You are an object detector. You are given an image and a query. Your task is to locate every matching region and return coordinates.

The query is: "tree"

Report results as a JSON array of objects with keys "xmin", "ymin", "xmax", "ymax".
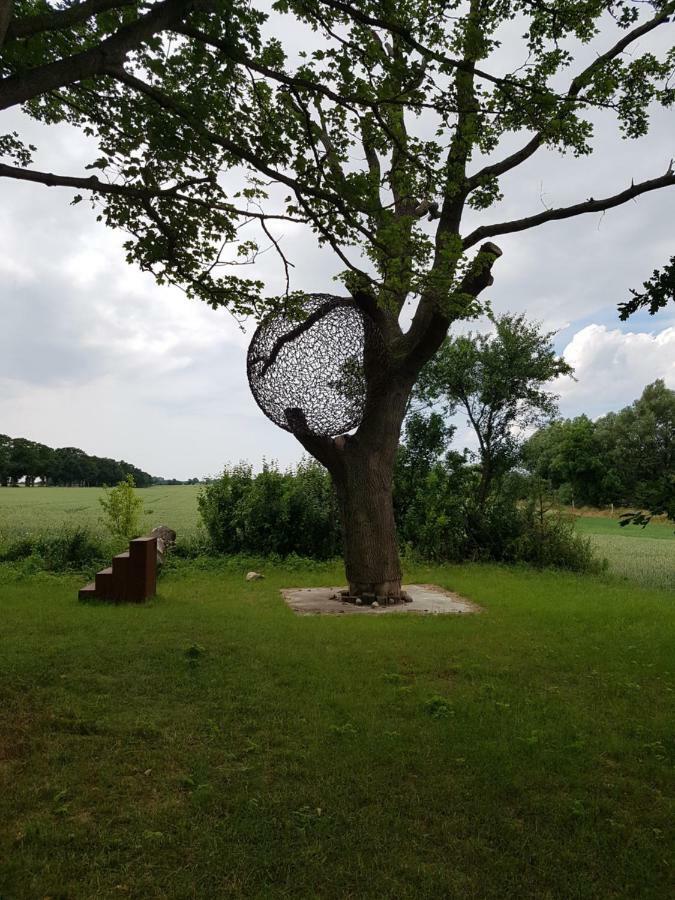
[
  {"xmin": 6, "ymin": 437, "xmax": 39, "ymax": 485},
  {"xmin": 524, "ymin": 415, "xmax": 608, "ymax": 506},
  {"xmin": 415, "ymin": 314, "xmax": 573, "ymax": 509},
  {"xmin": 525, "ymin": 381, "xmax": 675, "ymax": 519},
  {"xmin": 99, "ymin": 473, "xmax": 144, "ymax": 541},
  {"xmin": 619, "ymin": 255, "xmax": 675, "ymax": 320},
  {"xmin": 393, "ymin": 412, "xmax": 471, "ymax": 561},
  {"xmin": 4, "ymin": 1, "xmax": 675, "ymax": 597},
  {"xmin": 604, "ymin": 380, "xmax": 675, "ymax": 521}
]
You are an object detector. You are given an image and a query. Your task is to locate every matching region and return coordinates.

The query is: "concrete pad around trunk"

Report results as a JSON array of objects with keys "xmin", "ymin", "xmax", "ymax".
[{"xmin": 281, "ymin": 584, "xmax": 481, "ymax": 616}]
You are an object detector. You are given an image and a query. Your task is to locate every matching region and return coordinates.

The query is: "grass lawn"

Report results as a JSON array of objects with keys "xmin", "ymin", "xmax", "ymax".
[{"xmin": 1, "ymin": 561, "xmax": 673, "ymax": 899}]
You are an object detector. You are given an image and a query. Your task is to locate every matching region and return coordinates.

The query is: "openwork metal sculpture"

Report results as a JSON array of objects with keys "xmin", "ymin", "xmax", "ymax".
[{"xmin": 247, "ymin": 293, "xmax": 375, "ymax": 436}]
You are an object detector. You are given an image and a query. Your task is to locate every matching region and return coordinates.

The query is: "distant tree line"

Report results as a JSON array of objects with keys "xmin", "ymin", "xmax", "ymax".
[
  {"xmin": 154, "ymin": 477, "xmax": 201, "ymax": 486},
  {"xmin": 524, "ymin": 380, "xmax": 674, "ymax": 519},
  {"xmin": 0, "ymin": 436, "xmax": 154, "ymax": 487}
]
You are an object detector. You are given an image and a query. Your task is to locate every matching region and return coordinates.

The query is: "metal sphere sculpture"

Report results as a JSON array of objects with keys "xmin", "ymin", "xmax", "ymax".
[{"xmin": 247, "ymin": 293, "xmax": 375, "ymax": 437}]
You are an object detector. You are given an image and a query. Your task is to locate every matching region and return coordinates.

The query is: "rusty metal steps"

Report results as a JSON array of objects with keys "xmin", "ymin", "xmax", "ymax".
[
  {"xmin": 78, "ymin": 538, "xmax": 157, "ymax": 603},
  {"xmin": 94, "ymin": 566, "xmax": 114, "ymax": 600},
  {"xmin": 78, "ymin": 582, "xmax": 97, "ymax": 600}
]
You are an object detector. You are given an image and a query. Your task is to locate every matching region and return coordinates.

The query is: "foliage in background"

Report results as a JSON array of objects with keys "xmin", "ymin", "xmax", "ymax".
[
  {"xmin": 197, "ymin": 398, "xmax": 601, "ymax": 574},
  {"xmin": 0, "ymin": 433, "xmax": 154, "ymax": 487},
  {"xmin": 393, "ymin": 414, "xmax": 599, "ymax": 572},
  {"xmin": 198, "ymin": 459, "xmax": 342, "ymax": 560},
  {"xmin": 99, "ymin": 474, "xmax": 144, "ymax": 544},
  {"xmin": 394, "ymin": 412, "xmax": 471, "ymax": 561},
  {"xmin": 0, "ymin": 525, "xmax": 106, "ymax": 573},
  {"xmin": 389, "ymin": 314, "xmax": 595, "ymax": 570},
  {"xmin": 525, "ymin": 380, "xmax": 675, "ymax": 521},
  {"xmin": 415, "ymin": 313, "xmax": 573, "ymax": 509}
]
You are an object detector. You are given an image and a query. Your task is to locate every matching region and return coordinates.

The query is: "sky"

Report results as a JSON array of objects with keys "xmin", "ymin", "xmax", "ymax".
[{"xmin": 1, "ymin": 7, "xmax": 674, "ymax": 480}]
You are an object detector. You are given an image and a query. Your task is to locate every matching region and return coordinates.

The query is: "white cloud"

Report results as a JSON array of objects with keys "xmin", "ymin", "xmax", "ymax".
[
  {"xmin": 2, "ymin": 13, "xmax": 674, "ymax": 478},
  {"xmin": 558, "ymin": 325, "xmax": 675, "ymax": 419}
]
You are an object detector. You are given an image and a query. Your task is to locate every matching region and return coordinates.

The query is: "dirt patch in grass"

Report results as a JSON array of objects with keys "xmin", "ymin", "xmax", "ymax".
[{"xmin": 281, "ymin": 583, "xmax": 482, "ymax": 615}]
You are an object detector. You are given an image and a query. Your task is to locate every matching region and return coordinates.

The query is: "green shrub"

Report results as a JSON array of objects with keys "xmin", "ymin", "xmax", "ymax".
[
  {"xmin": 99, "ymin": 474, "xmax": 143, "ymax": 543},
  {"xmin": 197, "ymin": 459, "xmax": 341, "ymax": 559},
  {"xmin": 513, "ymin": 498, "xmax": 605, "ymax": 573},
  {"xmin": 0, "ymin": 526, "xmax": 106, "ymax": 572},
  {"xmin": 396, "ymin": 453, "xmax": 603, "ymax": 573}
]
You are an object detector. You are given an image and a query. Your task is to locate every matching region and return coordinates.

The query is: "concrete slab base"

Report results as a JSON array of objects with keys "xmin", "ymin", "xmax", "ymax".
[{"xmin": 281, "ymin": 584, "xmax": 481, "ymax": 616}]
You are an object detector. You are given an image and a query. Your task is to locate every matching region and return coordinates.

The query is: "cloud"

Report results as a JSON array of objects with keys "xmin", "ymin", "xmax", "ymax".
[
  {"xmin": 2, "ymin": 14, "xmax": 674, "ymax": 478},
  {"xmin": 557, "ymin": 324, "xmax": 675, "ymax": 419}
]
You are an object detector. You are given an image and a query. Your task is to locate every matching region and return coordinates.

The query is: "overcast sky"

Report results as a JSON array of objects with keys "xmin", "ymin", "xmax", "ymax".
[{"xmin": 1, "ymin": 8, "xmax": 674, "ymax": 479}]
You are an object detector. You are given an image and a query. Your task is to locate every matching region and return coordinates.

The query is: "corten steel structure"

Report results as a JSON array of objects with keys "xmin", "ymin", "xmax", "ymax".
[
  {"xmin": 247, "ymin": 294, "xmax": 382, "ymax": 437},
  {"xmin": 79, "ymin": 536, "xmax": 157, "ymax": 603}
]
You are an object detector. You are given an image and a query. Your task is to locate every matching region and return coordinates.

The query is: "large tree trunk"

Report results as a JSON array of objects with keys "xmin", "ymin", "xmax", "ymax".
[
  {"xmin": 332, "ymin": 439, "xmax": 402, "ymax": 598},
  {"xmin": 321, "ymin": 368, "xmax": 413, "ymax": 601}
]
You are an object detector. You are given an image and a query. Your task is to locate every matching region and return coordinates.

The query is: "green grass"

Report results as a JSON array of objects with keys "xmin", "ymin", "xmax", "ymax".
[
  {"xmin": 0, "ymin": 485, "xmax": 202, "ymax": 542},
  {"xmin": 1, "ymin": 560, "xmax": 673, "ymax": 899},
  {"xmin": 574, "ymin": 516, "xmax": 674, "ymax": 590},
  {"xmin": 574, "ymin": 516, "xmax": 674, "ymax": 540}
]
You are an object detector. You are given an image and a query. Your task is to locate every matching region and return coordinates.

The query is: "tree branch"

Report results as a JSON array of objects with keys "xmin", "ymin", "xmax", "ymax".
[
  {"xmin": 467, "ymin": 1, "xmax": 675, "ymax": 188},
  {"xmin": 282, "ymin": 409, "xmax": 344, "ymax": 470},
  {"xmin": 6, "ymin": 0, "xmax": 135, "ymax": 40},
  {"xmin": 0, "ymin": 0, "xmax": 194, "ymax": 111},
  {"xmin": 360, "ymin": 114, "xmax": 383, "ymax": 211},
  {"xmin": 315, "ymin": 0, "xmax": 508, "ymax": 90},
  {"xmin": 111, "ymin": 68, "xmax": 385, "ymax": 247},
  {"xmin": 259, "ymin": 217, "xmax": 294, "ymax": 297},
  {"xmin": 400, "ymin": 242, "xmax": 503, "ymax": 374},
  {"xmin": 463, "ymin": 164, "xmax": 675, "ymax": 248},
  {"xmin": 0, "ymin": 161, "xmax": 308, "ymax": 224}
]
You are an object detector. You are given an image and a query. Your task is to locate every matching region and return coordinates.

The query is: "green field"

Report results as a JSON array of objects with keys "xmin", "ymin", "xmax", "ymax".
[
  {"xmin": 574, "ymin": 515, "xmax": 674, "ymax": 540},
  {"xmin": 574, "ymin": 515, "xmax": 674, "ymax": 590},
  {"xmin": 1, "ymin": 561, "xmax": 673, "ymax": 899},
  {"xmin": 1, "ymin": 487, "xmax": 673, "ymax": 588},
  {"xmin": 0, "ymin": 485, "xmax": 203, "ymax": 541}
]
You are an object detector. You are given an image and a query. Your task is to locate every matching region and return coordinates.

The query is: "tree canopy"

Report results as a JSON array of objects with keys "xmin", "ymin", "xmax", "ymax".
[
  {"xmin": 414, "ymin": 312, "xmax": 572, "ymax": 505},
  {"xmin": 2, "ymin": 0, "xmax": 674, "ymax": 321},
  {"xmin": 524, "ymin": 379, "xmax": 675, "ymax": 518}
]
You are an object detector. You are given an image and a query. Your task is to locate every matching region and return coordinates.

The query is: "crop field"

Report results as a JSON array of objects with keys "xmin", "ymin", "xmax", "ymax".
[
  {"xmin": 575, "ymin": 515, "xmax": 674, "ymax": 590},
  {"xmin": 0, "ymin": 485, "xmax": 203, "ymax": 543}
]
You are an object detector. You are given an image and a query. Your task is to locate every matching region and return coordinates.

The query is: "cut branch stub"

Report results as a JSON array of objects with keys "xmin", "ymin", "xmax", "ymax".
[{"xmin": 247, "ymin": 293, "xmax": 379, "ymax": 437}]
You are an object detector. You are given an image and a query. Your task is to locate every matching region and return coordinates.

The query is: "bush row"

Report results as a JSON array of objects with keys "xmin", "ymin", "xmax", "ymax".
[{"xmin": 0, "ymin": 459, "xmax": 602, "ymax": 577}]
